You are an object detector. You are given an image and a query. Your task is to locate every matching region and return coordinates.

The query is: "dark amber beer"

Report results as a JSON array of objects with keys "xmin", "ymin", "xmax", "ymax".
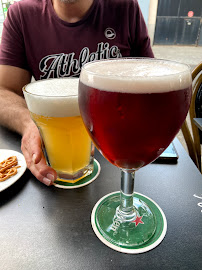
[
  {"xmin": 78, "ymin": 58, "xmax": 192, "ymax": 253},
  {"xmin": 79, "ymin": 59, "xmax": 192, "ymax": 170}
]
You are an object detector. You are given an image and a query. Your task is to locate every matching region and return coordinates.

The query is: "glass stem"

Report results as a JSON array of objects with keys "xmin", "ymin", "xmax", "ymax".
[{"xmin": 117, "ymin": 171, "xmax": 137, "ymax": 221}]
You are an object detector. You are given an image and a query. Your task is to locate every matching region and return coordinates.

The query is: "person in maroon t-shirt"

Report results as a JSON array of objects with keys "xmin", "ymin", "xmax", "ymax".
[{"xmin": 0, "ymin": 0, "xmax": 154, "ymax": 186}]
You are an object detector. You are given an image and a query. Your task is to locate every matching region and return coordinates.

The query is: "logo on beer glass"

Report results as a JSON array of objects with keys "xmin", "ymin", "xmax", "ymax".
[{"xmin": 111, "ymin": 215, "xmax": 144, "ymax": 234}]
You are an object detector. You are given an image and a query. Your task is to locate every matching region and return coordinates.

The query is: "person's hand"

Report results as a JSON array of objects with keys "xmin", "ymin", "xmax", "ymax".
[{"xmin": 21, "ymin": 121, "xmax": 57, "ymax": 186}]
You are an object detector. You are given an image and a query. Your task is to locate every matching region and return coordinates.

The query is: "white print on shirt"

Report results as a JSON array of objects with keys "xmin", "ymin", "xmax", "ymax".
[
  {"xmin": 104, "ymin": 28, "xmax": 116, "ymax": 40},
  {"xmin": 39, "ymin": 42, "xmax": 122, "ymax": 79}
]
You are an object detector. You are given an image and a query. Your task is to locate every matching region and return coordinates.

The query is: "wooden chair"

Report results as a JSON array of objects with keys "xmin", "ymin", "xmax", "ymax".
[{"xmin": 181, "ymin": 62, "xmax": 202, "ymax": 173}]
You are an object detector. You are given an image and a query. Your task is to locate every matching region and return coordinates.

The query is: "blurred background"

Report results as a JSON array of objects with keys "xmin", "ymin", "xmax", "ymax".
[{"xmin": 0, "ymin": 0, "xmax": 202, "ymax": 47}]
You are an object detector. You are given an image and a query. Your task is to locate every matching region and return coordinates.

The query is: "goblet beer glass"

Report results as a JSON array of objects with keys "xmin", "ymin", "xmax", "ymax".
[
  {"xmin": 23, "ymin": 78, "xmax": 94, "ymax": 186},
  {"xmin": 78, "ymin": 58, "xmax": 192, "ymax": 253}
]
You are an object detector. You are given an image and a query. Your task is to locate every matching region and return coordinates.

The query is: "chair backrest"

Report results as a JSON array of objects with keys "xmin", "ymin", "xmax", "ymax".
[{"xmin": 181, "ymin": 62, "xmax": 202, "ymax": 173}]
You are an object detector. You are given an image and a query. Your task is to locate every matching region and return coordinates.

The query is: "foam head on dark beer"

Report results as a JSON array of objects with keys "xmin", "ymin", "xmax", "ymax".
[{"xmin": 80, "ymin": 59, "xmax": 192, "ymax": 93}]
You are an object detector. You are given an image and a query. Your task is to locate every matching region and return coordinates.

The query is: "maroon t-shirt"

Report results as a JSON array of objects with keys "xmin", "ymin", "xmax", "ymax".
[{"xmin": 0, "ymin": 0, "xmax": 154, "ymax": 80}]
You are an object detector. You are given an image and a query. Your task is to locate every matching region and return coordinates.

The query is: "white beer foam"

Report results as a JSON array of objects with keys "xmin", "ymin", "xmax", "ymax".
[
  {"xmin": 80, "ymin": 59, "xmax": 192, "ymax": 93},
  {"xmin": 24, "ymin": 78, "xmax": 80, "ymax": 117}
]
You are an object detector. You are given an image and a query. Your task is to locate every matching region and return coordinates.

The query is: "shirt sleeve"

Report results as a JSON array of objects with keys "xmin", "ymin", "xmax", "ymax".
[
  {"xmin": 0, "ymin": 3, "xmax": 30, "ymax": 70},
  {"xmin": 130, "ymin": 0, "xmax": 154, "ymax": 58}
]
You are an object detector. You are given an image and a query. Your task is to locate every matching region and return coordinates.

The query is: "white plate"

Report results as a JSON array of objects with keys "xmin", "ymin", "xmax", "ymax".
[{"xmin": 0, "ymin": 149, "xmax": 27, "ymax": 192}]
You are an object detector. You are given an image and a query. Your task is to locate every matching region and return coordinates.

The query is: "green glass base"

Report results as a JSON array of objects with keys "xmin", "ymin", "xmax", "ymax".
[
  {"xmin": 53, "ymin": 159, "xmax": 100, "ymax": 189},
  {"xmin": 91, "ymin": 191, "xmax": 167, "ymax": 254}
]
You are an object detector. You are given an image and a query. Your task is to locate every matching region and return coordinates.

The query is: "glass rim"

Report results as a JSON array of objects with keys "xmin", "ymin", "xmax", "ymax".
[
  {"xmin": 22, "ymin": 77, "xmax": 79, "ymax": 98},
  {"xmin": 81, "ymin": 57, "xmax": 191, "ymax": 79}
]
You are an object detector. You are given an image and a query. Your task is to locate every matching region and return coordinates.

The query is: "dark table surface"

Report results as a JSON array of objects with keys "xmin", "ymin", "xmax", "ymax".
[{"xmin": 0, "ymin": 126, "xmax": 202, "ymax": 270}]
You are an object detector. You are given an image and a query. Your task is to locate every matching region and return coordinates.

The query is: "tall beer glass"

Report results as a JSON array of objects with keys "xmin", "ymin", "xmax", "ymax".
[
  {"xmin": 23, "ymin": 78, "xmax": 94, "ymax": 186},
  {"xmin": 78, "ymin": 58, "xmax": 192, "ymax": 253}
]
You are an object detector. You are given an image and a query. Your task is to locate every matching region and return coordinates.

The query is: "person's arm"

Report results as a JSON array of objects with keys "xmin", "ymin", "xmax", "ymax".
[
  {"xmin": 0, "ymin": 65, "xmax": 57, "ymax": 185},
  {"xmin": 0, "ymin": 65, "xmax": 32, "ymax": 133}
]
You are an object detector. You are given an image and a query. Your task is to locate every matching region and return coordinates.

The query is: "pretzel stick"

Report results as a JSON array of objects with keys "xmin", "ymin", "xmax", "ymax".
[
  {"xmin": 0, "ymin": 156, "xmax": 21, "ymax": 182},
  {"xmin": 0, "ymin": 156, "xmax": 18, "ymax": 173},
  {"xmin": 0, "ymin": 168, "xmax": 18, "ymax": 182}
]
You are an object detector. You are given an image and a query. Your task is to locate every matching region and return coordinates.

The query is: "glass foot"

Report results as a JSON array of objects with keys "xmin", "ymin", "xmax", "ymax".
[{"xmin": 91, "ymin": 191, "xmax": 167, "ymax": 254}]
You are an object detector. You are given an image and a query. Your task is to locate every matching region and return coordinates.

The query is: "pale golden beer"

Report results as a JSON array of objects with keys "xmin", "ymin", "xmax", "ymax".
[{"xmin": 23, "ymin": 78, "xmax": 94, "ymax": 184}]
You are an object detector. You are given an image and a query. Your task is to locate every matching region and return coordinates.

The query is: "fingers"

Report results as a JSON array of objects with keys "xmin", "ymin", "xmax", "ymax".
[
  {"xmin": 21, "ymin": 122, "xmax": 57, "ymax": 186},
  {"xmin": 28, "ymin": 155, "xmax": 57, "ymax": 186}
]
